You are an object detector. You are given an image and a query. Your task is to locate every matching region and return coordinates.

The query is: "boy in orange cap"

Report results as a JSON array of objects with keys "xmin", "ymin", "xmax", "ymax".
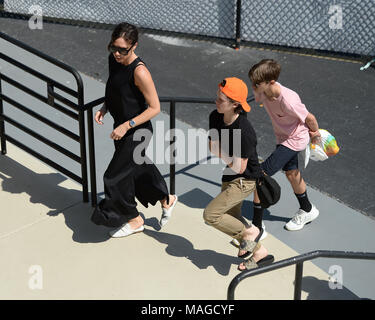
[{"xmin": 204, "ymin": 77, "xmax": 274, "ymax": 271}]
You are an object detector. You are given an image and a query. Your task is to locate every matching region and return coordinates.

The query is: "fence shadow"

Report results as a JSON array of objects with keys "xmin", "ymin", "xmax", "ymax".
[
  {"xmin": 178, "ymin": 188, "xmax": 213, "ymax": 209},
  {"xmin": 0, "ymin": 153, "xmax": 110, "ymax": 243},
  {"xmin": 178, "ymin": 187, "xmax": 289, "ymax": 223},
  {"xmin": 143, "ymin": 227, "xmax": 242, "ymax": 276},
  {"xmin": 0, "ymin": 153, "xmax": 83, "ymax": 211}
]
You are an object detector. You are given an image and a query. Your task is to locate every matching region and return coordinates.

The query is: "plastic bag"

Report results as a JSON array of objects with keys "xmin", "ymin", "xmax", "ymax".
[{"xmin": 304, "ymin": 129, "xmax": 339, "ymax": 168}]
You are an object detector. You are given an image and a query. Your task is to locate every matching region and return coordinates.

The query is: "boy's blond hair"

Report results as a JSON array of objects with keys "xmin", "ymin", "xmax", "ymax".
[{"xmin": 248, "ymin": 59, "xmax": 281, "ymax": 85}]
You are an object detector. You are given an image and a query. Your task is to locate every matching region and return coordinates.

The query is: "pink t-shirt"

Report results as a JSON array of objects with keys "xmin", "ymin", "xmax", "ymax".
[{"xmin": 254, "ymin": 83, "xmax": 309, "ymax": 151}]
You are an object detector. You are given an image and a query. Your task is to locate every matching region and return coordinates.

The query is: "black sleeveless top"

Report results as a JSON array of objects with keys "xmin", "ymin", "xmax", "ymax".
[{"xmin": 105, "ymin": 54, "xmax": 152, "ymax": 135}]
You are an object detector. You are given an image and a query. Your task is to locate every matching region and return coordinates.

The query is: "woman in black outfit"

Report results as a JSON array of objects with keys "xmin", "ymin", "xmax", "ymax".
[{"xmin": 91, "ymin": 22, "xmax": 177, "ymax": 237}]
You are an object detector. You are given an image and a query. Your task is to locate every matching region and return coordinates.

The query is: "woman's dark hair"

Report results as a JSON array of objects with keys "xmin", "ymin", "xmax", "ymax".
[{"xmin": 108, "ymin": 22, "xmax": 138, "ymax": 50}]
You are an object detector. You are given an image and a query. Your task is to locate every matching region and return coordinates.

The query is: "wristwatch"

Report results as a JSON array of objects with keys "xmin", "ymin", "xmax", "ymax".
[{"xmin": 129, "ymin": 119, "xmax": 136, "ymax": 128}]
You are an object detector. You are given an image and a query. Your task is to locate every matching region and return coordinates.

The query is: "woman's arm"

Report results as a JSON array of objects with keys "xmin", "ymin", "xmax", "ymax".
[
  {"xmin": 95, "ymin": 102, "xmax": 107, "ymax": 125},
  {"xmin": 100, "ymin": 101, "xmax": 107, "ymax": 113},
  {"xmin": 131, "ymin": 64, "xmax": 160, "ymax": 126}
]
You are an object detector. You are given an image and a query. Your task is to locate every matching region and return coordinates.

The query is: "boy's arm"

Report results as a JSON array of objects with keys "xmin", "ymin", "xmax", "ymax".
[
  {"xmin": 209, "ymin": 140, "xmax": 231, "ymax": 163},
  {"xmin": 209, "ymin": 140, "xmax": 248, "ymax": 174},
  {"xmin": 231, "ymin": 156, "xmax": 248, "ymax": 174},
  {"xmin": 305, "ymin": 112, "xmax": 321, "ymax": 144}
]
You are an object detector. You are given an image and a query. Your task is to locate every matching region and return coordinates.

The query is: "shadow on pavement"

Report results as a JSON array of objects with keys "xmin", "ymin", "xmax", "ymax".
[
  {"xmin": 178, "ymin": 188, "xmax": 213, "ymax": 209},
  {"xmin": 0, "ymin": 154, "xmax": 81, "ymax": 211},
  {"xmin": 0, "ymin": 154, "xmax": 111, "ymax": 243},
  {"xmin": 178, "ymin": 187, "xmax": 290, "ymax": 223},
  {"xmin": 143, "ymin": 227, "xmax": 242, "ymax": 276},
  {"xmin": 47, "ymin": 205, "xmax": 112, "ymax": 244},
  {"xmin": 300, "ymin": 276, "xmax": 363, "ymax": 300}
]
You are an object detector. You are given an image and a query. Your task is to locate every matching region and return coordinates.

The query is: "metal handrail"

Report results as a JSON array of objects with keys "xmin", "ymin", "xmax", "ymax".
[
  {"xmin": 0, "ymin": 31, "xmax": 96, "ymax": 206},
  {"xmin": 0, "ymin": 31, "xmax": 83, "ymax": 90},
  {"xmin": 83, "ymin": 96, "xmax": 105, "ymax": 207},
  {"xmin": 227, "ymin": 250, "xmax": 375, "ymax": 300},
  {"xmin": 0, "ymin": 29, "xmax": 255, "ymax": 209}
]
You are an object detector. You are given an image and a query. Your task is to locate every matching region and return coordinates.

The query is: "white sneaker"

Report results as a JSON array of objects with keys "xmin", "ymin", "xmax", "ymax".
[
  {"xmin": 260, "ymin": 222, "xmax": 268, "ymax": 240},
  {"xmin": 109, "ymin": 223, "xmax": 144, "ymax": 238},
  {"xmin": 285, "ymin": 205, "xmax": 319, "ymax": 231},
  {"xmin": 159, "ymin": 195, "xmax": 178, "ymax": 227}
]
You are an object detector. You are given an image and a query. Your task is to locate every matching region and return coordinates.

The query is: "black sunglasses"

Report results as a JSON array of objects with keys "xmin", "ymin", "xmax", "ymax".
[{"xmin": 108, "ymin": 43, "xmax": 134, "ymax": 56}]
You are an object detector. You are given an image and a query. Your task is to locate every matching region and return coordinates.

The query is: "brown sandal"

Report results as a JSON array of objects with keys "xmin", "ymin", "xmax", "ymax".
[
  {"xmin": 238, "ymin": 228, "xmax": 264, "ymax": 259},
  {"xmin": 238, "ymin": 254, "xmax": 275, "ymax": 271}
]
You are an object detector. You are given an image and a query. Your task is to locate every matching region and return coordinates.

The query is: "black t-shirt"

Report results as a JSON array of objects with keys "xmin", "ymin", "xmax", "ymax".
[{"xmin": 208, "ymin": 110, "xmax": 262, "ymax": 182}]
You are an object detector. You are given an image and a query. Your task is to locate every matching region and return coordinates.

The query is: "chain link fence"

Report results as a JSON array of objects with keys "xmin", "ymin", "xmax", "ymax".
[
  {"xmin": 241, "ymin": 0, "xmax": 375, "ymax": 57},
  {"xmin": 2, "ymin": 0, "xmax": 237, "ymax": 38},
  {"xmin": 1, "ymin": 0, "xmax": 374, "ymax": 57}
]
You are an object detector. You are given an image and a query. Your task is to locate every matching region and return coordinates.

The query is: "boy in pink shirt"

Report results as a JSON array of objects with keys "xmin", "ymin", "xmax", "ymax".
[{"xmin": 248, "ymin": 59, "xmax": 321, "ymax": 231}]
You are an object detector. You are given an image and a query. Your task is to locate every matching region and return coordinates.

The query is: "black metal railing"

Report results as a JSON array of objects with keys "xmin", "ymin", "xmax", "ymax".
[
  {"xmin": 227, "ymin": 250, "xmax": 375, "ymax": 300},
  {"xmin": 82, "ymin": 96, "xmax": 104, "ymax": 207},
  {"xmin": 0, "ymin": 32, "xmax": 255, "ymax": 208},
  {"xmin": 0, "ymin": 31, "xmax": 98, "ymax": 206}
]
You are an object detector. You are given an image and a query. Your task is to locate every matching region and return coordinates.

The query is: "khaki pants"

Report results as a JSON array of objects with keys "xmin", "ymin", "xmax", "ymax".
[{"xmin": 203, "ymin": 177, "xmax": 256, "ymax": 240}]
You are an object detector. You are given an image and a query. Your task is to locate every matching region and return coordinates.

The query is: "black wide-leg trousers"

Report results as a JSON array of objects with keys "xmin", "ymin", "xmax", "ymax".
[{"xmin": 91, "ymin": 132, "xmax": 169, "ymax": 228}]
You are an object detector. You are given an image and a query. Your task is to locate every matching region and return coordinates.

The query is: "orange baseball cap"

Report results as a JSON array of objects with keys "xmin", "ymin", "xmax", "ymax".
[{"xmin": 218, "ymin": 77, "xmax": 251, "ymax": 112}]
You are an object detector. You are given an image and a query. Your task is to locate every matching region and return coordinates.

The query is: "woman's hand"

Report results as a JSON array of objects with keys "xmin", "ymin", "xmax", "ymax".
[
  {"xmin": 94, "ymin": 108, "xmax": 106, "ymax": 125},
  {"xmin": 110, "ymin": 122, "xmax": 130, "ymax": 140}
]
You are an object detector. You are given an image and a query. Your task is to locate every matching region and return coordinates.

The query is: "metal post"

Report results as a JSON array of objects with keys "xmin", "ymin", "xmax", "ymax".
[
  {"xmin": 235, "ymin": 0, "xmax": 242, "ymax": 49},
  {"xmin": 0, "ymin": 75, "xmax": 6, "ymax": 155},
  {"xmin": 294, "ymin": 262, "xmax": 303, "ymax": 300},
  {"xmin": 77, "ymin": 84, "xmax": 89, "ymax": 203},
  {"xmin": 170, "ymin": 101, "xmax": 176, "ymax": 195},
  {"xmin": 47, "ymin": 83, "xmax": 54, "ymax": 107},
  {"xmin": 227, "ymin": 278, "xmax": 239, "ymax": 300},
  {"xmin": 87, "ymin": 106, "xmax": 97, "ymax": 207}
]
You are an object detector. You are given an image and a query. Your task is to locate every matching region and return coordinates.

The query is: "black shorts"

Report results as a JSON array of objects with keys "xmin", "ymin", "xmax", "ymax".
[{"xmin": 261, "ymin": 144, "xmax": 299, "ymax": 176}]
